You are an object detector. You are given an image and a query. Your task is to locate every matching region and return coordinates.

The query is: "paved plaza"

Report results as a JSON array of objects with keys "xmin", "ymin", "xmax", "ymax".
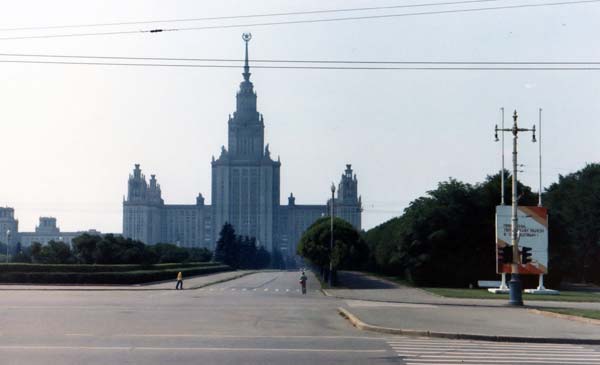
[{"xmin": 1, "ymin": 271, "xmax": 600, "ymax": 364}]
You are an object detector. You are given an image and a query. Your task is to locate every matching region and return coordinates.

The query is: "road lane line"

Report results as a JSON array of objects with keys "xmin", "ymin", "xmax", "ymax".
[
  {"xmin": 112, "ymin": 334, "xmax": 387, "ymax": 340},
  {"xmin": 0, "ymin": 345, "xmax": 386, "ymax": 354}
]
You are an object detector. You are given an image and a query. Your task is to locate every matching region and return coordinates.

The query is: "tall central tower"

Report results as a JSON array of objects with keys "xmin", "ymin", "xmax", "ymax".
[{"xmin": 211, "ymin": 33, "xmax": 281, "ymax": 250}]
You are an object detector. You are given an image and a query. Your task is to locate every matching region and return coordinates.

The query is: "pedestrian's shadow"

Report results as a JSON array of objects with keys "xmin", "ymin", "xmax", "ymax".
[{"xmin": 336, "ymin": 271, "xmax": 397, "ymax": 289}]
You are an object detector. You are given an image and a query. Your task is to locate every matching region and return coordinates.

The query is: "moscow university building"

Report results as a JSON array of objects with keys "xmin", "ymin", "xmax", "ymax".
[{"xmin": 123, "ymin": 38, "xmax": 362, "ymax": 255}]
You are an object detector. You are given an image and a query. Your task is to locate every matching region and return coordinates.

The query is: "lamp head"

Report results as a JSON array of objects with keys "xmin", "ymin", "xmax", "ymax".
[
  {"xmin": 494, "ymin": 125, "xmax": 499, "ymax": 142},
  {"xmin": 532, "ymin": 125, "xmax": 537, "ymax": 143},
  {"xmin": 330, "ymin": 183, "xmax": 336, "ymax": 193}
]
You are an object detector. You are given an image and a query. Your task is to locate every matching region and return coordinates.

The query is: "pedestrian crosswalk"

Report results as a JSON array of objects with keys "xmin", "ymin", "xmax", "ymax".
[
  {"xmin": 387, "ymin": 337, "xmax": 600, "ymax": 364},
  {"xmin": 199, "ymin": 287, "xmax": 319, "ymax": 294}
]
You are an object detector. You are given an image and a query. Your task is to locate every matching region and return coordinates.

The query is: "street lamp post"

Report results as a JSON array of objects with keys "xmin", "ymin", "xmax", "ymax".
[
  {"xmin": 6, "ymin": 229, "xmax": 10, "ymax": 264},
  {"xmin": 330, "ymin": 183, "xmax": 335, "ymax": 287},
  {"xmin": 495, "ymin": 110, "xmax": 536, "ymax": 306}
]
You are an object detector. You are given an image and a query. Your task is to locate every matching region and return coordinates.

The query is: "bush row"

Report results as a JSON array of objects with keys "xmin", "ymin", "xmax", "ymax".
[
  {"xmin": 0, "ymin": 265, "xmax": 231, "ymax": 284},
  {"xmin": 0, "ymin": 262, "xmax": 222, "ymax": 273}
]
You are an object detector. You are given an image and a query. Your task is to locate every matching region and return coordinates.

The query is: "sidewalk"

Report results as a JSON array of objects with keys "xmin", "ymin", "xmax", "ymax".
[
  {"xmin": 328, "ymin": 271, "xmax": 600, "ymax": 310},
  {"xmin": 0, "ymin": 270, "xmax": 255, "ymax": 291},
  {"xmin": 331, "ymin": 271, "xmax": 600, "ymax": 343}
]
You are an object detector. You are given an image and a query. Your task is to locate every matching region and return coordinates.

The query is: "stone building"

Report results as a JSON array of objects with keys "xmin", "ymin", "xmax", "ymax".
[
  {"xmin": 122, "ymin": 35, "xmax": 362, "ymax": 255},
  {"xmin": 0, "ymin": 208, "xmax": 101, "ymax": 246}
]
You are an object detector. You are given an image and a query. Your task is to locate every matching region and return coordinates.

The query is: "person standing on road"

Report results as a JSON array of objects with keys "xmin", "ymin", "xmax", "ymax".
[
  {"xmin": 299, "ymin": 271, "xmax": 307, "ymax": 294},
  {"xmin": 176, "ymin": 271, "xmax": 183, "ymax": 290}
]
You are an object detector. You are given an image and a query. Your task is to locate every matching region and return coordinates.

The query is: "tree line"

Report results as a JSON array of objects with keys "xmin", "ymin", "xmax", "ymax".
[
  {"xmin": 295, "ymin": 164, "xmax": 600, "ymax": 288},
  {"xmin": 213, "ymin": 223, "xmax": 293, "ymax": 270},
  {"xmin": 9, "ymin": 234, "xmax": 212, "ymax": 265}
]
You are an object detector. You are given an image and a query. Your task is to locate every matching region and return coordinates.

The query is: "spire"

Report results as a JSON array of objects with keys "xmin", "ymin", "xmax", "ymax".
[{"xmin": 242, "ymin": 32, "xmax": 252, "ymax": 81}]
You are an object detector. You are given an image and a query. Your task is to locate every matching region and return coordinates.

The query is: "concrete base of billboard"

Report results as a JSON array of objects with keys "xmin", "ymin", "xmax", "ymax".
[
  {"xmin": 488, "ymin": 288, "xmax": 510, "ymax": 294},
  {"xmin": 524, "ymin": 288, "xmax": 560, "ymax": 295}
]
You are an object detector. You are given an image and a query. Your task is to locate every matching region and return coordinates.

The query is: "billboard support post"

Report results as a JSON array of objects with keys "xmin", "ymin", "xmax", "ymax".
[{"xmin": 494, "ymin": 110, "xmax": 536, "ymax": 306}]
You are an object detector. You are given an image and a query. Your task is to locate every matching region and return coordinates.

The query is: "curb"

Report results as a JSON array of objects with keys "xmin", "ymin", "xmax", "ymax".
[
  {"xmin": 338, "ymin": 307, "xmax": 600, "ymax": 345},
  {"xmin": 528, "ymin": 308, "xmax": 600, "ymax": 326},
  {"xmin": 0, "ymin": 271, "xmax": 256, "ymax": 292}
]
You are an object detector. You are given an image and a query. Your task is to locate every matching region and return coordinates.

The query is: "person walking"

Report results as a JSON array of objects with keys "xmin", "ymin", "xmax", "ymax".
[
  {"xmin": 175, "ymin": 271, "xmax": 183, "ymax": 290},
  {"xmin": 299, "ymin": 270, "xmax": 307, "ymax": 295}
]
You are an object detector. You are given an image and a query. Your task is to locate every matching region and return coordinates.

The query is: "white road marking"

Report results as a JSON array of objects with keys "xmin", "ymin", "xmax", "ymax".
[
  {"xmin": 64, "ymin": 333, "xmax": 93, "ymax": 337},
  {"xmin": 264, "ymin": 288, "xmax": 269, "ymax": 291},
  {"xmin": 286, "ymin": 289, "xmax": 290, "ymax": 292},
  {"xmin": 230, "ymin": 288, "xmax": 236, "ymax": 291},
  {"xmin": 0, "ymin": 345, "xmax": 386, "ymax": 353},
  {"xmin": 275, "ymin": 289, "xmax": 279, "ymax": 292},
  {"xmin": 242, "ymin": 288, "xmax": 247, "ymax": 291},
  {"xmin": 388, "ymin": 338, "xmax": 600, "ymax": 364}
]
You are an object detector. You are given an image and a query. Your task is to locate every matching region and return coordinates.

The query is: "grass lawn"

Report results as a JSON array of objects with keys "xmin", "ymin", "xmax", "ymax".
[
  {"xmin": 540, "ymin": 308, "xmax": 600, "ymax": 320},
  {"xmin": 424, "ymin": 287, "xmax": 600, "ymax": 302}
]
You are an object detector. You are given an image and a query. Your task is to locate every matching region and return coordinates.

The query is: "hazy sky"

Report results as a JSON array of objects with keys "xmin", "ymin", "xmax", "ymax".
[{"xmin": 1, "ymin": 0, "xmax": 599, "ymax": 233}]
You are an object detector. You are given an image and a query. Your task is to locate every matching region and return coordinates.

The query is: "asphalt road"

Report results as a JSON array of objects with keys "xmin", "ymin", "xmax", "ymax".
[{"xmin": 1, "ymin": 270, "xmax": 599, "ymax": 365}]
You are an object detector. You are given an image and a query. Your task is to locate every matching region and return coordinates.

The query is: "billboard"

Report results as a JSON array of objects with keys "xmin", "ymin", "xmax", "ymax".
[{"xmin": 495, "ymin": 206, "xmax": 548, "ymax": 275}]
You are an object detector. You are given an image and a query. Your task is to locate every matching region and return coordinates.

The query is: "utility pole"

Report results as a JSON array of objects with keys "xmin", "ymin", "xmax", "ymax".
[
  {"xmin": 5, "ymin": 229, "xmax": 10, "ymax": 263},
  {"xmin": 538, "ymin": 108, "xmax": 543, "ymax": 207},
  {"xmin": 330, "ymin": 183, "xmax": 335, "ymax": 287},
  {"xmin": 500, "ymin": 107, "xmax": 505, "ymax": 206},
  {"xmin": 495, "ymin": 110, "xmax": 536, "ymax": 306}
]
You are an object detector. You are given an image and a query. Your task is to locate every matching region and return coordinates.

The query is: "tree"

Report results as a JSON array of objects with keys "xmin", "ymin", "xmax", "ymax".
[
  {"xmin": 30, "ymin": 242, "xmax": 42, "ymax": 263},
  {"xmin": 214, "ymin": 223, "xmax": 240, "ymax": 268},
  {"xmin": 255, "ymin": 246, "xmax": 271, "ymax": 269},
  {"xmin": 363, "ymin": 173, "xmax": 538, "ymax": 287},
  {"xmin": 72, "ymin": 234, "xmax": 101, "ymax": 264},
  {"xmin": 545, "ymin": 163, "xmax": 600, "ymax": 283},
  {"xmin": 239, "ymin": 236, "xmax": 258, "ymax": 269},
  {"xmin": 270, "ymin": 248, "xmax": 285, "ymax": 270},
  {"xmin": 297, "ymin": 217, "xmax": 368, "ymax": 283},
  {"xmin": 187, "ymin": 247, "xmax": 213, "ymax": 262}
]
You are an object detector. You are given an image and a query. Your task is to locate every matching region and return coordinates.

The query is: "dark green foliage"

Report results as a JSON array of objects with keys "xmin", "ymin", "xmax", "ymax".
[
  {"xmin": 297, "ymin": 217, "xmax": 369, "ymax": 276},
  {"xmin": 151, "ymin": 243, "xmax": 189, "ymax": 264},
  {"xmin": 72, "ymin": 234, "xmax": 98, "ymax": 264},
  {"xmin": 214, "ymin": 224, "xmax": 272, "ymax": 269},
  {"xmin": 255, "ymin": 246, "xmax": 271, "ymax": 269},
  {"xmin": 364, "ymin": 173, "xmax": 537, "ymax": 287},
  {"xmin": 0, "ymin": 264, "xmax": 230, "ymax": 284},
  {"xmin": 187, "ymin": 247, "xmax": 213, "ymax": 262},
  {"xmin": 544, "ymin": 163, "xmax": 600, "ymax": 284},
  {"xmin": 214, "ymin": 223, "xmax": 240, "ymax": 269},
  {"xmin": 270, "ymin": 248, "xmax": 285, "ymax": 270},
  {"xmin": 238, "ymin": 237, "xmax": 258, "ymax": 269},
  {"xmin": 0, "ymin": 262, "xmax": 222, "ymax": 273}
]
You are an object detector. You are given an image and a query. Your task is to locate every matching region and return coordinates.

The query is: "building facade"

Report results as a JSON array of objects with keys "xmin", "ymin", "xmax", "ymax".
[
  {"xmin": 0, "ymin": 208, "xmax": 101, "ymax": 246},
  {"xmin": 122, "ymin": 35, "xmax": 362, "ymax": 254}
]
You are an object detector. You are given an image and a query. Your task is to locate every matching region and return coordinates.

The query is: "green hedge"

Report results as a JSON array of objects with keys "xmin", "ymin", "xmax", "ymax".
[
  {"xmin": 0, "ymin": 262, "xmax": 222, "ymax": 273},
  {"xmin": 0, "ymin": 265, "xmax": 231, "ymax": 284}
]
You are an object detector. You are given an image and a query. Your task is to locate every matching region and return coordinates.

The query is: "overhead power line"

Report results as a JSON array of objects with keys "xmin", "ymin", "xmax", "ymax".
[
  {"xmin": 0, "ymin": 0, "xmax": 511, "ymax": 32},
  {"xmin": 0, "ymin": 0, "xmax": 598, "ymax": 41},
  {"xmin": 0, "ymin": 52, "xmax": 599, "ymax": 65},
  {"xmin": 0, "ymin": 59, "xmax": 598, "ymax": 70}
]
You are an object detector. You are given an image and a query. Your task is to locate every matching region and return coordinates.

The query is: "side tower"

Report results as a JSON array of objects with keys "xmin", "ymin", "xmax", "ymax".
[
  {"xmin": 123, "ymin": 164, "xmax": 164, "ymax": 244},
  {"xmin": 211, "ymin": 34, "xmax": 281, "ymax": 251},
  {"xmin": 330, "ymin": 164, "xmax": 362, "ymax": 230},
  {"xmin": 0, "ymin": 207, "xmax": 19, "ymax": 245}
]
